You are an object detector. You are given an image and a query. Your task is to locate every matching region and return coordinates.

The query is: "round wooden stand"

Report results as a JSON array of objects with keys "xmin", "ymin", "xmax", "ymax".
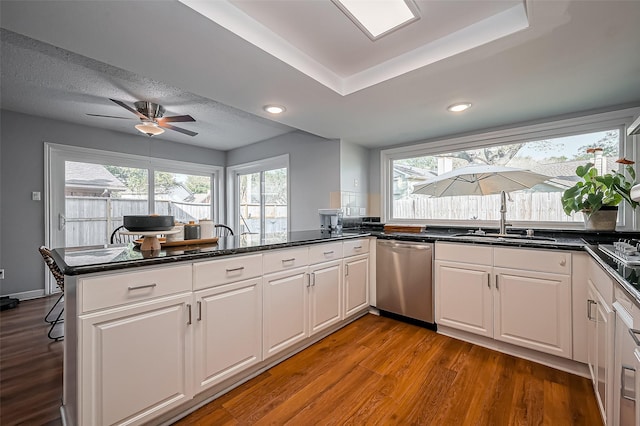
[{"xmin": 119, "ymin": 229, "xmax": 181, "ymax": 251}]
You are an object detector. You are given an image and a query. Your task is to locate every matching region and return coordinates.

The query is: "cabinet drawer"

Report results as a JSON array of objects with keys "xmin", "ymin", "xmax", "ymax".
[
  {"xmin": 80, "ymin": 264, "xmax": 192, "ymax": 312},
  {"xmin": 193, "ymin": 254, "xmax": 263, "ymax": 290},
  {"xmin": 343, "ymin": 238, "xmax": 369, "ymax": 257},
  {"xmin": 435, "ymin": 242, "xmax": 492, "ymax": 265},
  {"xmin": 263, "ymin": 247, "xmax": 309, "ymax": 274},
  {"xmin": 309, "ymin": 242, "xmax": 343, "ymax": 265},
  {"xmin": 494, "ymin": 247, "xmax": 571, "ymax": 275}
]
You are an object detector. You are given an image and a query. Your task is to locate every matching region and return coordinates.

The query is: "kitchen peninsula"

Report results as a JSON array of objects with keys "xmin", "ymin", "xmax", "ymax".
[{"xmin": 53, "ymin": 230, "xmax": 374, "ymax": 426}]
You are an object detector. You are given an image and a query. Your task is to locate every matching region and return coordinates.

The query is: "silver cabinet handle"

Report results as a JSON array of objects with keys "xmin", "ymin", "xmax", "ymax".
[
  {"xmin": 324, "ymin": 251, "xmax": 334, "ymax": 255},
  {"xmin": 629, "ymin": 328, "xmax": 640, "ymax": 346},
  {"xmin": 226, "ymin": 266, "xmax": 245, "ymax": 273},
  {"xmin": 495, "ymin": 275, "xmax": 499, "ymax": 290},
  {"xmin": 311, "ymin": 272, "xmax": 316, "ymax": 286},
  {"xmin": 197, "ymin": 301, "xmax": 202, "ymax": 321},
  {"xmin": 487, "ymin": 273, "xmax": 491, "ymax": 289},
  {"xmin": 282, "ymin": 258, "xmax": 296, "ymax": 264},
  {"xmin": 587, "ymin": 299, "xmax": 597, "ymax": 321},
  {"xmin": 622, "ymin": 364, "xmax": 636, "ymax": 401},
  {"xmin": 354, "ymin": 246, "xmax": 362, "ymax": 250},
  {"xmin": 187, "ymin": 304, "xmax": 192, "ymax": 325},
  {"xmin": 128, "ymin": 283, "xmax": 157, "ymax": 291},
  {"xmin": 306, "ymin": 272, "xmax": 311, "ymax": 287},
  {"xmin": 345, "ymin": 264, "xmax": 349, "ymax": 276}
]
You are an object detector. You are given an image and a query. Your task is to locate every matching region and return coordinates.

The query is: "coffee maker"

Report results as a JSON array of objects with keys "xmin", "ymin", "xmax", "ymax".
[{"xmin": 319, "ymin": 209, "xmax": 343, "ymax": 232}]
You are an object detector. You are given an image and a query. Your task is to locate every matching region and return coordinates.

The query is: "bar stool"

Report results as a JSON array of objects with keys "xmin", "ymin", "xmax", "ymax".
[{"xmin": 38, "ymin": 246, "xmax": 64, "ymax": 341}]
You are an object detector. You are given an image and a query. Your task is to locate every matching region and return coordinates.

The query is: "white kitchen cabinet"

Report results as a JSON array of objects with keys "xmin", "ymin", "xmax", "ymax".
[
  {"xmin": 80, "ymin": 293, "xmax": 193, "ymax": 426},
  {"xmin": 435, "ymin": 259, "xmax": 492, "ymax": 337},
  {"xmin": 193, "ymin": 277, "xmax": 262, "ymax": 393},
  {"xmin": 309, "ymin": 259, "xmax": 343, "ymax": 335},
  {"xmin": 613, "ymin": 296, "xmax": 638, "ymax": 426},
  {"xmin": 263, "ymin": 266, "xmax": 310, "ymax": 359},
  {"xmin": 587, "ymin": 274, "xmax": 614, "ymax": 425},
  {"xmin": 493, "ymin": 267, "xmax": 572, "ymax": 357},
  {"xmin": 343, "ymin": 253, "xmax": 369, "ymax": 317},
  {"xmin": 435, "ymin": 242, "xmax": 573, "ymax": 359}
]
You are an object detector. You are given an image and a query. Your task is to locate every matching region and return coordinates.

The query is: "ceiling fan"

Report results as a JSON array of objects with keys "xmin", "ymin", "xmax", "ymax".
[{"xmin": 87, "ymin": 98, "xmax": 198, "ymax": 137}]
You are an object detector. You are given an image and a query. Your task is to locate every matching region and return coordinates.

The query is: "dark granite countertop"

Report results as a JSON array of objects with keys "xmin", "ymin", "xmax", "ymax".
[{"xmin": 52, "ymin": 230, "xmax": 370, "ymax": 276}]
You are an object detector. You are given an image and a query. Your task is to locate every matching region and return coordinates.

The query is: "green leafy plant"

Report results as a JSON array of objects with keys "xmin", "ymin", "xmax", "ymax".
[{"xmin": 561, "ymin": 161, "xmax": 638, "ymax": 217}]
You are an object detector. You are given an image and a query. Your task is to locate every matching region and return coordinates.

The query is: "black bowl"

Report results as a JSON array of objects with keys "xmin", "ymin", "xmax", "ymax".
[{"xmin": 123, "ymin": 215, "xmax": 174, "ymax": 232}]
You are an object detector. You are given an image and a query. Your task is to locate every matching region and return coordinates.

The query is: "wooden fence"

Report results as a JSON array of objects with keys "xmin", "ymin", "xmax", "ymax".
[
  {"xmin": 65, "ymin": 197, "xmax": 211, "ymax": 246},
  {"xmin": 393, "ymin": 192, "xmax": 581, "ymax": 223}
]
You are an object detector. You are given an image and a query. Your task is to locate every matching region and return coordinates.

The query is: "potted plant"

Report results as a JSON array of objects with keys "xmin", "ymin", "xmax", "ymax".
[{"xmin": 561, "ymin": 157, "xmax": 638, "ymax": 230}]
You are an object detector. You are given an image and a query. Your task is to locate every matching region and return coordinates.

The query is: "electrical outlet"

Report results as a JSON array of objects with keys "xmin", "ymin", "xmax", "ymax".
[
  {"xmin": 0, "ymin": 269, "xmax": 4, "ymax": 280},
  {"xmin": 32, "ymin": 191, "xmax": 41, "ymax": 201}
]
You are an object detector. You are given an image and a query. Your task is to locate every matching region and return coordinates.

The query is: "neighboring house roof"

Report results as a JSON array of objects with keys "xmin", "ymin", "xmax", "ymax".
[{"xmin": 65, "ymin": 162, "xmax": 126, "ymax": 191}]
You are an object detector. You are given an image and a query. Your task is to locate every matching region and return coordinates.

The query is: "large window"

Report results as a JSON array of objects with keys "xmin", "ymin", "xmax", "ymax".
[
  {"xmin": 382, "ymin": 109, "xmax": 639, "ymax": 229},
  {"xmin": 48, "ymin": 144, "xmax": 222, "ymax": 249},
  {"xmin": 228, "ymin": 155, "xmax": 289, "ymax": 236}
]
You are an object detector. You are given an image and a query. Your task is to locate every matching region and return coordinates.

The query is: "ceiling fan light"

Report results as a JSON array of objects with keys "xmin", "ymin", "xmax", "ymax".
[
  {"xmin": 135, "ymin": 121, "xmax": 165, "ymax": 136},
  {"xmin": 447, "ymin": 102, "xmax": 472, "ymax": 112}
]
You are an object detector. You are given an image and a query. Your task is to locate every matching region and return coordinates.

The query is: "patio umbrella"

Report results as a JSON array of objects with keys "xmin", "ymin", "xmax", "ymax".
[{"xmin": 412, "ymin": 165, "xmax": 550, "ymax": 197}]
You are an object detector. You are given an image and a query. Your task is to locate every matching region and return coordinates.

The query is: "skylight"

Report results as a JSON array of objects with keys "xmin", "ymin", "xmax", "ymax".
[{"xmin": 332, "ymin": 0, "xmax": 420, "ymax": 40}]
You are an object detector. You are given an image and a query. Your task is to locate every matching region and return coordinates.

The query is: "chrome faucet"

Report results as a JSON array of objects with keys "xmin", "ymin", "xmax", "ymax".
[{"xmin": 499, "ymin": 190, "xmax": 511, "ymax": 235}]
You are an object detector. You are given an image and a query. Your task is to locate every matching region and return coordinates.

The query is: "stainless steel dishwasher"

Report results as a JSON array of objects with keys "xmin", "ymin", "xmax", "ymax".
[{"xmin": 376, "ymin": 240, "xmax": 434, "ymax": 325}]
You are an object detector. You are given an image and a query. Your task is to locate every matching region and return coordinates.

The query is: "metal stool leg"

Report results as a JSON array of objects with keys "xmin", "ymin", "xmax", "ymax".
[
  {"xmin": 47, "ymin": 306, "xmax": 64, "ymax": 341},
  {"xmin": 44, "ymin": 292, "xmax": 64, "ymax": 324}
]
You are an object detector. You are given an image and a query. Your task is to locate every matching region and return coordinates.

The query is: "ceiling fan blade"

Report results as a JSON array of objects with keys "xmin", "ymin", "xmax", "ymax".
[
  {"xmin": 86, "ymin": 113, "xmax": 133, "ymax": 119},
  {"xmin": 157, "ymin": 115, "xmax": 195, "ymax": 123},
  {"xmin": 109, "ymin": 98, "xmax": 149, "ymax": 120},
  {"xmin": 159, "ymin": 122, "xmax": 198, "ymax": 137}
]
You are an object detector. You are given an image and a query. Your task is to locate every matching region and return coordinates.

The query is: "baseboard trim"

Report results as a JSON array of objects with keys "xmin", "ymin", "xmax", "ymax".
[
  {"xmin": 438, "ymin": 325, "xmax": 590, "ymax": 378},
  {"xmin": 2, "ymin": 289, "xmax": 45, "ymax": 301}
]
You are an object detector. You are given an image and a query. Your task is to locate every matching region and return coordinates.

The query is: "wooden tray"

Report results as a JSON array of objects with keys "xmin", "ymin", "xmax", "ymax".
[{"xmin": 134, "ymin": 237, "xmax": 219, "ymax": 247}]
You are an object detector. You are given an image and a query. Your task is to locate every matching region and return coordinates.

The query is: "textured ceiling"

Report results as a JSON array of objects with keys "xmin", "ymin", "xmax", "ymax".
[{"xmin": 1, "ymin": 0, "xmax": 640, "ymax": 150}]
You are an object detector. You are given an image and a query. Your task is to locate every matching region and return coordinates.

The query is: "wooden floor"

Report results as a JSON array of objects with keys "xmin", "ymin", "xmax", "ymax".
[
  {"xmin": 0, "ymin": 295, "xmax": 64, "ymax": 425},
  {"xmin": 0, "ymin": 297, "xmax": 602, "ymax": 426},
  {"xmin": 176, "ymin": 314, "xmax": 602, "ymax": 426}
]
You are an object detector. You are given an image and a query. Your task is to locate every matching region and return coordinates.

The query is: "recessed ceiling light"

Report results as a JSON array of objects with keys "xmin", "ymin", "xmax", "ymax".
[
  {"xmin": 447, "ymin": 103, "xmax": 472, "ymax": 113},
  {"xmin": 263, "ymin": 105, "xmax": 286, "ymax": 114},
  {"xmin": 332, "ymin": 0, "xmax": 420, "ymax": 40}
]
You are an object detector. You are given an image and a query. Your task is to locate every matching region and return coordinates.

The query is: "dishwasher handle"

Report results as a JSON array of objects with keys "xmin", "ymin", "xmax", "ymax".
[{"xmin": 377, "ymin": 240, "xmax": 432, "ymax": 250}]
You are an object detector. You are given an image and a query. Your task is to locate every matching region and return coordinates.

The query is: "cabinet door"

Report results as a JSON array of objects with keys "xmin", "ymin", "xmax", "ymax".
[
  {"xmin": 595, "ymin": 289, "xmax": 614, "ymax": 426},
  {"xmin": 434, "ymin": 260, "xmax": 492, "ymax": 337},
  {"xmin": 494, "ymin": 268, "xmax": 572, "ymax": 358},
  {"xmin": 344, "ymin": 254, "xmax": 369, "ymax": 317},
  {"xmin": 194, "ymin": 278, "xmax": 262, "ymax": 392},
  {"xmin": 587, "ymin": 281, "xmax": 598, "ymax": 386},
  {"xmin": 309, "ymin": 260, "xmax": 342, "ymax": 335},
  {"xmin": 80, "ymin": 293, "xmax": 192, "ymax": 426},
  {"xmin": 263, "ymin": 266, "xmax": 309, "ymax": 359}
]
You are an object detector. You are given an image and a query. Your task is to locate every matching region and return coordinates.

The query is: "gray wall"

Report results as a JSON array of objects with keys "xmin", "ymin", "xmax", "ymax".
[
  {"xmin": 340, "ymin": 141, "xmax": 370, "ymax": 216},
  {"xmin": 0, "ymin": 109, "xmax": 226, "ymax": 298},
  {"xmin": 227, "ymin": 131, "xmax": 341, "ymax": 232}
]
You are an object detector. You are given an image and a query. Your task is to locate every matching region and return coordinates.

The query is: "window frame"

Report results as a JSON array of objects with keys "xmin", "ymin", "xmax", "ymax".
[
  {"xmin": 45, "ymin": 142, "xmax": 223, "ymax": 248},
  {"xmin": 381, "ymin": 108, "xmax": 640, "ymax": 230},
  {"xmin": 226, "ymin": 154, "xmax": 290, "ymax": 235}
]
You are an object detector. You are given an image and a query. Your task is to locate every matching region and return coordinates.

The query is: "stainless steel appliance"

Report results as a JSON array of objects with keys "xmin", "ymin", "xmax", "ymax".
[
  {"xmin": 318, "ymin": 209, "xmax": 343, "ymax": 232},
  {"xmin": 376, "ymin": 240, "xmax": 434, "ymax": 325}
]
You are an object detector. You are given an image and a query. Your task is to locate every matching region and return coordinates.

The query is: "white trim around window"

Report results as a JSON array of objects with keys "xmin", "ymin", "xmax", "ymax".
[
  {"xmin": 226, "ymin": 154, "xmax": 290, "ymax": 234},
  {"xmin": 381, "ymin": 107, "xmax": 640, "ymax": 229}
]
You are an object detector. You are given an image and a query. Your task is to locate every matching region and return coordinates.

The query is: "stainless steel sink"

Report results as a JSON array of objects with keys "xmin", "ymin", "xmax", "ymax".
[{"xmin": 450, "ymin": 233, "xmax": 556, "ymax": 243}]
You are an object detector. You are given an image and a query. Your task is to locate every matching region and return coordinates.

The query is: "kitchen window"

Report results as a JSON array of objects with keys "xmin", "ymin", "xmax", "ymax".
[
  {"xmin": 227, "ymin": 154, "xmax": 289, "ymax": 236},
  {"xmin": 47, "ymin": 144, "xmax": 222, "ymax": 250},
  {"xmin": 381, "ymin": 109, "xmax": 639, "ymax": 229}
]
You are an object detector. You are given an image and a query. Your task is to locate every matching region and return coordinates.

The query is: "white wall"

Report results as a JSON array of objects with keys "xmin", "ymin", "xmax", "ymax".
[
  {"xmin": 340, "ymin": 141, "xmax": 370, "ymax": 217},
  {"xmin": 0, "ymin": 109, "xmax": 226, "ymax": 297},
  {"xmin": 227, "ymin": 131, "xmax": 341, "ymax": 231}
]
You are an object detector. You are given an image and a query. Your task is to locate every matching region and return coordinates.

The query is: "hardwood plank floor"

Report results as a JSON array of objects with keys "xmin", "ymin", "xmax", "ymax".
[
  {"xmin": 0, "ymin": 295, "xmax": 64, "ymax": 426},
  {"xmin": 1, "ymin": 297, "xmax": 602, "ymax": 425},
  {"xmin": 176, "ymin": 314, "xmax": 602, "ymax": 426}
]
